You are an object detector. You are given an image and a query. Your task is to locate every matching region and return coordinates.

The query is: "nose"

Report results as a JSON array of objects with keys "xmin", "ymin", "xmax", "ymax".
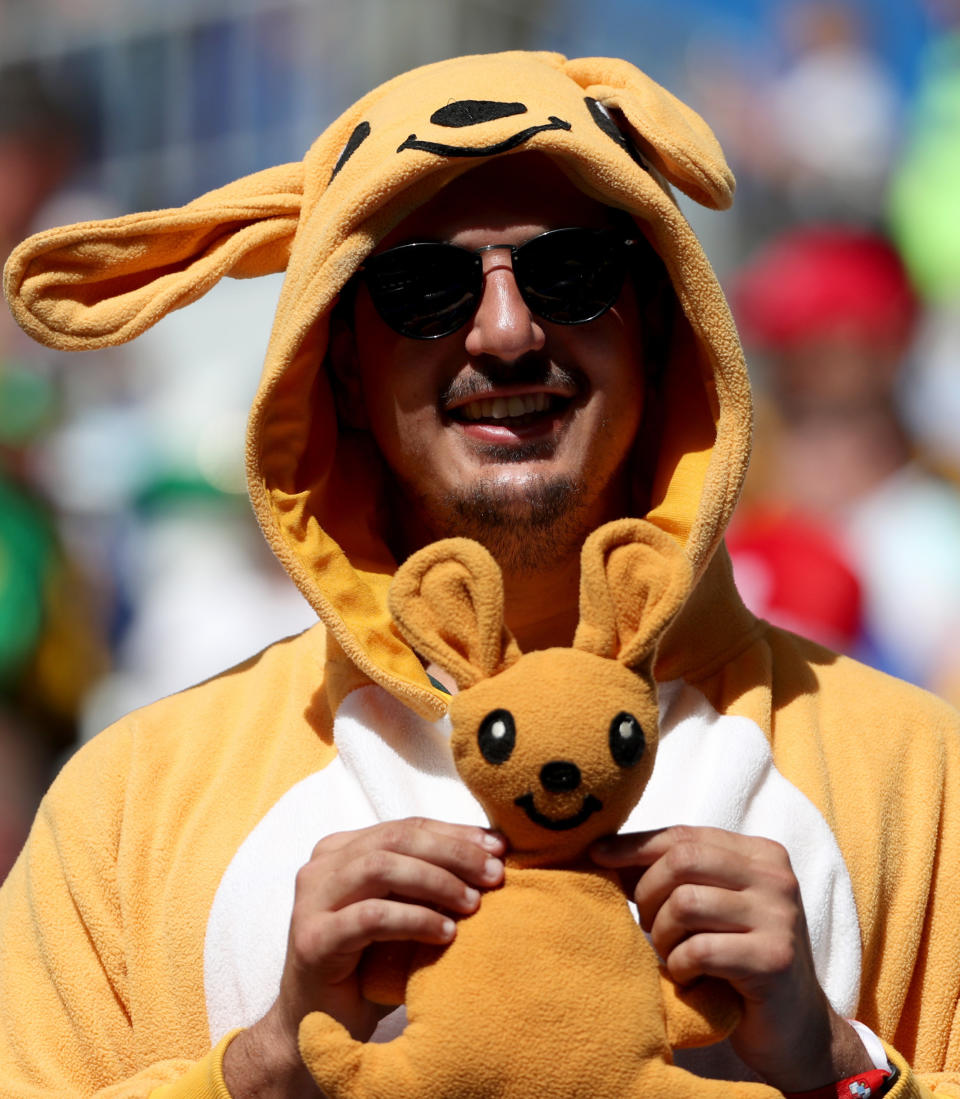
[
  {"xmin": 539, "ymin": 761, "xmax": 581, "ymax": 793},
  {"xmin": 463, "ymin": 247, "xmax": 546, "ymax": 362}
]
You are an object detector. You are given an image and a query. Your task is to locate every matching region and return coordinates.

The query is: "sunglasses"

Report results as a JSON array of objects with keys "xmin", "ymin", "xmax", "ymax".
[{"xmin": 355, "ymin": 227, "xmax": 639, "ymax": 340}]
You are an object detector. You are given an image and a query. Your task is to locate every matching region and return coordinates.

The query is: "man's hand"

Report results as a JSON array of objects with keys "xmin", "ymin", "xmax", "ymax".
[
  {"xmin": 591, "ymin": 825, "xmax": 873, "ymax": 1093},
  {"xmin": 223, "ymin": 818, "xmax": 506, "ymax": 1098}
]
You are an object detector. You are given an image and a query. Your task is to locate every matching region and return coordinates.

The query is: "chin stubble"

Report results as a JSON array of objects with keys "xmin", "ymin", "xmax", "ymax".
[{"xmin": 441, "ymin": 474, "xmax": 589, "ymax": 572}]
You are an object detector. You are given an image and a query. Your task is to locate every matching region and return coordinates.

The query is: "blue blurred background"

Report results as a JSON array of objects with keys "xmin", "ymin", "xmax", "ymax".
[{"xmin": 3, "ymin": 0, "xmax": 960, "ymax": 879}]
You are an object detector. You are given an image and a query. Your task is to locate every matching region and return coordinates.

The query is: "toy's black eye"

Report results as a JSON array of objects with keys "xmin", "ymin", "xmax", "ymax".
[
  {"xmin": 478, "ymin": 709, "xmax": 516, "ymax": 765},
  {"xmin": 609, "ymin": 712, "xmax": 645, "ymax": 767}
]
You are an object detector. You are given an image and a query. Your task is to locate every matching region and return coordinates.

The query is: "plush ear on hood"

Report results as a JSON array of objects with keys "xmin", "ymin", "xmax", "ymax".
[
  {"xmin": 563, "ymin": 56, "xmax": 734, "ymax": 211},
  {"xmin": 389, "ymin": 539, "xmax": 522, "ymax": 690},
  {"xmin": 3, "ymin": 161, "xmax": 303, "ymax": 351},
  {"xmin": 574, "ymin": 518, "xmax": 692, "ymax": 670}
]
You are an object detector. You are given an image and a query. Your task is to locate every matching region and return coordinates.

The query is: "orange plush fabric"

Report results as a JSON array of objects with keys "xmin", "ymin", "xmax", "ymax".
[{"xmin": 298, "ymin": 521, "xmax": 776, "ymax": 1098}]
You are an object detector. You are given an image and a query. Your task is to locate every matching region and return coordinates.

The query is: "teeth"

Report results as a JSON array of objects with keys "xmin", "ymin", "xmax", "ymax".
[{"xmin": 459, "ymin": 393, "xmax": 551, "ymax": 420}]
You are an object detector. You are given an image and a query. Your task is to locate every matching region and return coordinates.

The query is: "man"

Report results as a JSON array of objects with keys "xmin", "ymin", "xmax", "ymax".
[
  {"xmin": 732, "ymin": 225, "xmax": 960, "ymax": 703},
  {"xmin": 3, "ymin": 51, "xmax": 959, "ymax": 1098}
]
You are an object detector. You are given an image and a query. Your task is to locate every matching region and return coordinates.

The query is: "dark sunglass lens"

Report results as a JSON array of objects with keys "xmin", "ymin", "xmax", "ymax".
[
  {"xmin": 515, "ymin": 229, "xmax": 627, "ymax": 325},
  {"xmin": 362, "ymin": 244, "xmax": 480, "ymax": 339}
]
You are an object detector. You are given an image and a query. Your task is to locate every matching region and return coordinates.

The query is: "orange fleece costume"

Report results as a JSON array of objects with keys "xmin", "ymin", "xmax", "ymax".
[
  {"xmin": 1, "ymin": 49, "xmax": 959, "ymax": 1099},
  {"xmin": 299, "ymin": 519, "xmax": 774, "ymax": 1098}
]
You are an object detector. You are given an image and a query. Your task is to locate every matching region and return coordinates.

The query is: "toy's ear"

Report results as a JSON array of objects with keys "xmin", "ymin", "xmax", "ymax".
[
  {"xmin": 563, "ymin": 56, "xmax": 735, "ymax": 210},
  {"xmin": 3, "ymin": 161, "xmax": 303, "ymax": 352},
  {"xmin": 574, "ymin": 519, "xmax": 692, "ymax": 670},
  {"xmin": 389, "ymin": 538, "xmax": 522, "ymax": 690}
]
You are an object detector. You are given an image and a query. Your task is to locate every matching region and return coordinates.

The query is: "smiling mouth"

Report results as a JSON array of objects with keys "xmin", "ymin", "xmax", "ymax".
[
  {"xmin": 446, "ymin": 391, "xmax": 573, "ymax": 430},
  {"xmin": 514, "ymin": 793, "xmax": 603, "ymax": 831}
]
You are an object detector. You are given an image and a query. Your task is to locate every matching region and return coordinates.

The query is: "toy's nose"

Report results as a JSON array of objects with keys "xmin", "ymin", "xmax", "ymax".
[{"xmin": 539, "ymin": 761, "xmax": 581, "ymax": 793}]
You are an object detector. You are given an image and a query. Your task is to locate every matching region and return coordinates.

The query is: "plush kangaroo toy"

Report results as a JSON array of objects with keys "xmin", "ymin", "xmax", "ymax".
[{"xmin": 298, "ymin": 519, "xmax": 776, "ymax": 1098}]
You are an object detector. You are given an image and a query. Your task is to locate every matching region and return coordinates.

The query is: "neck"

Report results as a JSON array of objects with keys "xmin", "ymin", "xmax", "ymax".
[
  {"xmin": 390, "ymin": 470, "xmax": 634, "ymax": 652},
  {"xmin": 501, "ymin": 552, "xmax": 582, "ymax": 651}
]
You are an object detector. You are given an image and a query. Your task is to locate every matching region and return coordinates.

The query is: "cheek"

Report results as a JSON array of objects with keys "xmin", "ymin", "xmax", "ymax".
[
  {"xmin": 570, "ymin": 292, "xmax": 646, "ymax": 407},
  {"xmin": 573, "ymin": 331, "xmax": 645, "ymax": 455},
  {"xmin": 352, "ymin": 307, "xmax": 440, "ymax": 464},
  {"xmin": 603, "ymin": 297, "xmax": 647, "ymax": 410}
]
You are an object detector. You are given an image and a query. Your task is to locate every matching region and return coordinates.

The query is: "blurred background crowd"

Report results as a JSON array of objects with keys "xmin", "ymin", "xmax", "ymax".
[{"xmin": 2, "ymin": 0, "xmax": 960, "ymax": 881}]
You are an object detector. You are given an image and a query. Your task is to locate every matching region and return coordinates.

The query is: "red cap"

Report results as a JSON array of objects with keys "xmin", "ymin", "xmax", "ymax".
[{"xmin": 732, "ymin": 227, "xmax": 918, "ymax": 351}]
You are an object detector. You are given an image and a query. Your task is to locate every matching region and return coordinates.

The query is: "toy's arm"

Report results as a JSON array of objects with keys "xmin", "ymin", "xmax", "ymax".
[
  {"xmin": 659, "ymin": 971, "xmax": 742, "ymax": 1051},
  {"xmin": 358, "ymin": 940, "xmax": 423, "ymax": 1006}
]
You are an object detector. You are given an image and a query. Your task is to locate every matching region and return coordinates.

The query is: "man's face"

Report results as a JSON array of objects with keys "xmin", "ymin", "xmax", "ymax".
[{"xmin": 338, "ymin": 153, "xmax": 649, "ymax": 570}]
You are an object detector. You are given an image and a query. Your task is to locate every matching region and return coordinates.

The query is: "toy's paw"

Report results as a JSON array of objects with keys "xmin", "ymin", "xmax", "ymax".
[
  {"xmin": 298, "ymin": 1011, "xmax": 360, "ymax": 1093},
  {"xmin": 660, "ymin": 971, "xmax": 742, "ymax": 1049}
]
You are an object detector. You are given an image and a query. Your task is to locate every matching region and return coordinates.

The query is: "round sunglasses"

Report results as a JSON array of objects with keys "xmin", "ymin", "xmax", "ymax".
[{"xmin": 355, "ymin": 227, "xmax": 639, "ymax": 340}]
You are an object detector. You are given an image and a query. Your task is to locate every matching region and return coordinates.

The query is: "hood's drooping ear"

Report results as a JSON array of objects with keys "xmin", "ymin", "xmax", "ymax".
[
  {"xmin": 3, "ymin": 161, "xmax": 304, "ymax": 352},
  {"xmin": 574, "ymin": 519, "xmax": 693, "ymax": 670},
  {"xmin": 563, "ymin": 56, "xmax": 735, "ymax": 210},
  {"xmin": 389, "ymin": 539, "xmax": 522, "ymax": 690}
]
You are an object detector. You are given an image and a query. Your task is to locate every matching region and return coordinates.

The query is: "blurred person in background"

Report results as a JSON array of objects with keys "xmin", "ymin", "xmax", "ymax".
[
  {"xmin": 888, "ymin": 0, "xmax": 960, "ymax": 480},
  {"xmin": 70, "ymin": 273, "xmax": 317, "ymax": 743},
  {"xmin": 732, "ymin": 225, "xmax": 960, "ymax": 704},
  {"xmin": 0, "ymin": 62, "xmax": 111, "ymax": 879},
  {"xmin": 0, "ymin": 707, "xmax": 47, "ymax": 884},
  {"xmin": 683, "ymin": 1, "xmax": 902, "ymax": 262},
  {"xmin": 0, "ymin": 58, "xmax": 315, "ymax": 763},
  {"xmin": 765, "ymin": 2, "xmax": 901, "ymax": 224},
  {"xmin": 726, "ymin": 510, "xmax": 865, "ymax": 656}
]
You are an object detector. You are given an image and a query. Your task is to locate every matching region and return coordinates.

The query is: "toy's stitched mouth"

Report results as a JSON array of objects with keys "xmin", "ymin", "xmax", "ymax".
[
  {"xmin": 514, "ymin": 793, "xmax": 603, "ymax": 831},
  {"xmin": 397, "ymin": 116, "xmax": 572, "ymax": 158}
]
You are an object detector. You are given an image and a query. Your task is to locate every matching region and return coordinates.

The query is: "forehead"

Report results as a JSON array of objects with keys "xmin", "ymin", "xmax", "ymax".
[{"xmin": 379, "ymin": 152, "xmax": 618, "ymax": 248}]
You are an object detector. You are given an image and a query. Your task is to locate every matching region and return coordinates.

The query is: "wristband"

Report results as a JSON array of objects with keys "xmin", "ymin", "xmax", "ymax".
[{"xmin": 783, "ymin": 1063, "xmax": 899, "ymax": 1099}]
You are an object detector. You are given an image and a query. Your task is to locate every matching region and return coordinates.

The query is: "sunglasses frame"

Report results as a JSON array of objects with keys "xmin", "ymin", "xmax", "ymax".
[{"xmin": 355, "ymin": 226, "xmax": 639, "ymax": 340}]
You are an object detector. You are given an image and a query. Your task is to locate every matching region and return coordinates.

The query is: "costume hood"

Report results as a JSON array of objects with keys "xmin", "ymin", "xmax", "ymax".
[{"xmin": 3, "ymin": 51, "xmax": 753, "ymax": 718}]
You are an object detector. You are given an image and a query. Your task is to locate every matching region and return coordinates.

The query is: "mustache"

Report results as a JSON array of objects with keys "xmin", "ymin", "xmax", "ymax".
[{"xmin": 439, "ymin": 356, "xmax": 585, "ymax": 407}]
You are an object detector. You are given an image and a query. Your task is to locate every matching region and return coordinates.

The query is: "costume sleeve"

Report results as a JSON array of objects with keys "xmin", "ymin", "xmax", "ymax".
[
  {"xmin": 0, "ymin": 721, "xmax": 237, "ymax": 1098},
  {"xmin": 870, "ymin": 705, "xmax": 960, "ymax": 1099},
  {"xmin": 877, "ymin": 1045, "xmax": 960, "ymax": 1099}
]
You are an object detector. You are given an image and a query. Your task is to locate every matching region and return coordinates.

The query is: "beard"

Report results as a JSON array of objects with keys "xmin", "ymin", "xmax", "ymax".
[
  {"xmin": 436, "ymin": 471, "xmax": 590, "ymax": 573},
  {"xmin": 387, "ymin": 358, "xmax": 607, "ymax": 570}
]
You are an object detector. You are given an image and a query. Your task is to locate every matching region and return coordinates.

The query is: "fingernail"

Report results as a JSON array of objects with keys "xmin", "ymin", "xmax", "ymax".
[
  {"xmin": 441, "ymin": 919, "xmax": 456, "ymax": 940},
  {"xmin": 483, "ymin": 857, "xmax": 503, "ymax": 883},
  {"xmin": 463, "ymin": 887, "xmax": 480, "ymax": 907},
  {"xmin": 481, "ymin": 832, "xmax": 504, "ymax": 852}
]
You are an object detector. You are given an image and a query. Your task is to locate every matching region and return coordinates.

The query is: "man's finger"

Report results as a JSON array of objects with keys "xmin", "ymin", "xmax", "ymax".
[
  {"xmin": 590, "ymin": 824, "xmax": 755, "ymax": 868},
  {"xmin": 309, "ymin": 850, "xmax": 485, "ymax": 915},
  {"xmin": 312, "ymin": 818, "xmax": 504, "ymax": 859},
  {"xmin": 318, "ymin": 899, "xmax": 458, "ymax": 958},
  {"xmin": 633, "ymin": 836, "xmax": 758, "ymax": 927},
  {"xmin": 664, "ymin": 928, "xmax": 796, "ymax": 993},
  {"xmin": 308, "ymin": 821, "xmax": 505, "ymax": 898},
  {"xmin": 648, "ymin": 882, "xmax": 754, "ymax": 959}
]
